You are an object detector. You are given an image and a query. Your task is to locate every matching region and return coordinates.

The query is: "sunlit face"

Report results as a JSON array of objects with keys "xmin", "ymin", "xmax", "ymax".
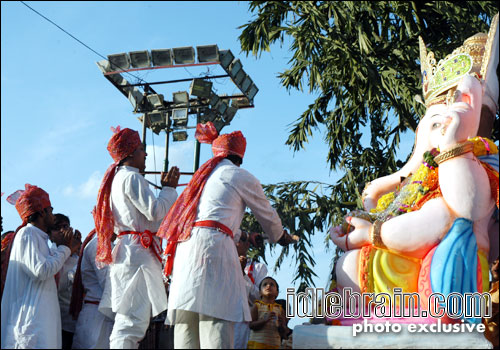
[{"xmin": 260, "ymin": 277, "xmax": 279, "ymax": 299}]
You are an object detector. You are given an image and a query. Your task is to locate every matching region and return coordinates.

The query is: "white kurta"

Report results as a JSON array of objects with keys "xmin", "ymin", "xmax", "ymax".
[
  {"xmin": 167, "ymin": 159, "xmax": 284, "ymax": 324},
  {"xmin": 73, "ymin": 236, "xmax": 114, "ymax": 349},
  {"xmin": 244, "ymin": 260, "xmax": 268, "ymax": 305},
  {"xmin": 1, "ymin": 224, "xmax": 71, "ymax": 349},
  {"xmin": 58, "ymin": 253, "xmax": 79, "ymax": 333},
  {"xmin": 99, "ymin": 165, "xmax": 178, "ymax": 319}
]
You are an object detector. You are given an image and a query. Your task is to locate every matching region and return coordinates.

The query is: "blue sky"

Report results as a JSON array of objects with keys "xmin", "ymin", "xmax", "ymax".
[{"xmin": 1, "ymin": 1, "xmax": 415, "ymax": 327}]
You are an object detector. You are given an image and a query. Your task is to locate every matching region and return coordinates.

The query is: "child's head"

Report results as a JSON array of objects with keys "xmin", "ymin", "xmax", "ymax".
[{"xmin": 259, "ymin": 276, "xmax": 279, "ymax": 300}]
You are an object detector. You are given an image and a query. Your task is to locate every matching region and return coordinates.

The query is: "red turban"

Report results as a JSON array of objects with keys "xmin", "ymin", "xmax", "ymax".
[
  {"xmin": 158, "ymin": 121, "xmax": 246, "ymax": 277},
  {"xmin": 11, "ymin": 184, "xmax": 51, "ymax": 223},
  {"xmin": 94, "ymin": 126, "xmax": 142, "ymax": 265},
  {"xmin": 2, "ymin": 184, "xmax": 51, "ymax": 299}
]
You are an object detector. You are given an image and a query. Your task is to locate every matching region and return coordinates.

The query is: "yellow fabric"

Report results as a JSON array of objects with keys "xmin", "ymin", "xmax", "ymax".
[
  {"xmin": 478, "ymin": 250, "xmax": 489, "ymax": 293},
  {"xmin": 248, "ymin": 340, "xmax": 280, "ymax": 349},
  {"xmin": 248, "ymin": 300, "xmax": 282, "ymax": 349}
]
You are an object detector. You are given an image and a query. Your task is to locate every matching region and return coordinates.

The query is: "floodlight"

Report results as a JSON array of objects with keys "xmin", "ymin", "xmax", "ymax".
[
  {"xmin": 172, "ymin": 108, "xmax": 188, "ymax": 127},
  {"xmin": 247, "ymin": 84, "xmax": 259, "ymax": 101},
  {"xmin": 209, "ymin": 93, "xmax": 220, "ymax": 107},
  {"xmin": 199, "ymin": 108, "xmax": 217, "ymax": 123},
  {"xmin": 212, "ymin": 118, "xmax": 225, "ymax": 133},
  {"xmin": 108, "ymin": 73, "xmax": 127, "ymax": 86},
  {"xmin": 223, "ymin": 106, "xmax": 237, "ymax": 124},
  {"xmin": 233, "ymin": 69, "xmax": 246, "ymax": 86},
  {"xmin": 229, "ymin": 59, "xmax": 242, "ymax": 76},
  {"xmin": 231, "ymin": 96, "xmax": 251, "ymax": 108},
  {"xmin": 129, "ymin": 50, "xmax": 151, "ymax": 68},
  {"xmin": 128, "ymin": 88, "xmax": 144, "ymax": 111},
  {"xmin": 240, "ymin": 75, "xmax": 253, "ymax": 93},
  {"xmin": 147, "ymin": 110, "xmax": 166, "ymax": 135},
  {"xmin": 147, "ymin": 94, "xmax": 164, "ymax": 108},
  {"xmin": 96, "ymin": 59, "xmax": 111, "ymax": 73},
  {"xmin": 219, "ymin": 50, "xmax": 234, "ymax": 71},
  {"xmin": 173, "ymin": 91, "xmax": 189, "ymax": 105},
  {"xmin": 189, "ymin": 79, "xmax": 213, "ymax": 98},
  {"xmin": 215, "ymin": 100, "xmax": 228, "ymax": 115},
  {"xmin": 151, "ymin": 49, "xmax": 173, "ymax": 66},
  {"xmin": 197, "ymin": 45, "xmax": 219, "ymax": 63},
  {"xmin": 173, "ymin": 46, "xmax": 195, "ymax": 64},
  {"xmin": 108, "ymin": 53, "xmax": 130, "ymax": 71},
  {"xmin": 173, "ymin": 131, "xmax": 188, "ymax": 142}
]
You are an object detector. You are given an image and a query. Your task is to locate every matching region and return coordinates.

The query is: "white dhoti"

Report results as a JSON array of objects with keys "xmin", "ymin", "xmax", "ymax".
[{"xmin": 72, "ymin": 303, "xmax": 114, "ymax": 349}]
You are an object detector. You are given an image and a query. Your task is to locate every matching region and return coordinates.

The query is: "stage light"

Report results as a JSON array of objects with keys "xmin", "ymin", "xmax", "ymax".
[
  {"xmin": 173, "ymin": 46, "xmax": 195, "ymax": 64},
  {"xmin": 173, "ymin": 91, "xmax": 189, "ymax": 105},
  {"xmin": 197, "ymin": 45, "xmax": 219, "ymax": 63},
  {"xmin": 173, "ymin": 131, "xmax": 188, "ymax": 142},
  {"xmin": 151, "ymin": 49, "xmax": 173, "ymax": 66},
  {"xmin": 219, "ymin": 50, "xmax": 234, "ymax": 71},
  {"xmin": 96, "ymin": 59, "xmax": 111, "ymax": 73},
  {"xmin": 240, "ymin": 75, "xmax": 253, "ymax": 93},
  {"xmin": 189, "ymin": 79, "xmax": 213, "ymax": 98},
  {"xmin": 108, "ymin": 53, "xmax": 130, "ymax": 71},
  {"xmin": 129, "ymin": 50, "xmax": 151, "ymax": 68},
  {"xmin": 233, "ymin": 69, "xmax": 246, "ymax": 86},
  {"xmin": 199, "ymin": 108, "xmax": 218, "ymax": 123},
  {"xmin": 215, "ymin": 100, "xmax": 228, "ymax": 115},
  {"xmin": 147, "ymin": 94, "xmax": 164, "ymax": 108},
  {"xmin": 172, "ymin": 108, "xmax": 188, "ymax": 127}
]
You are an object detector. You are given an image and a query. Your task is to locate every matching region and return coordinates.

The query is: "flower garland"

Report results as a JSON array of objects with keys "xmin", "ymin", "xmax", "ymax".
[{"xmin": 370, "ymin": 137, "xmax": 498, "ymax": 219}]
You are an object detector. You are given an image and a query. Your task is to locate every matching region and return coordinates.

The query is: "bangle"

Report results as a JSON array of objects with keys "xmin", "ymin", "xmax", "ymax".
[
  {"xmin": 370, "ymin": 220, "xmax": 386, "ymax": 249},
  {"xmin": 434, "ymin": 141, "xmax": 474, "ymax": 165}
]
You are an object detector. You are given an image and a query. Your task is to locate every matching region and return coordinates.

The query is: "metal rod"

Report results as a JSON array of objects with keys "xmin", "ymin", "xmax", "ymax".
[
  {"xmin": 193, "ymin": 111, "xmax": 201, "ymax": 172},
  {"xmin": 164, "ymin": 128, "xmax": 170, "ymax": 172},
  {"xmin": 142, "ymin": 171, "xmax": 194, "ymax": 175},
  {"xmin": 146, "ymin": 179, "xmax": 187, "ymax": 189},
  {"xmin": 123, "ymin": 74, "xmax": 229, "ymax": 87},
  {"xmin": 104, "ymin": 62, "xmax": 220, "ymax": 75}
]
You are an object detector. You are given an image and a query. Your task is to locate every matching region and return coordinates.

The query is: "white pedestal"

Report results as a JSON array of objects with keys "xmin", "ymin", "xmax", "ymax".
[{"xmin": 292, "ymin": 324, "xmax": 493, "ymax": 349}]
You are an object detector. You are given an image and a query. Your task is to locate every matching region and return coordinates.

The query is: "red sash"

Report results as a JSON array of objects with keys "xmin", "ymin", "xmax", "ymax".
[{"xmin": 118, "ymin": 230, "xmax": 162, "ymax": 262}]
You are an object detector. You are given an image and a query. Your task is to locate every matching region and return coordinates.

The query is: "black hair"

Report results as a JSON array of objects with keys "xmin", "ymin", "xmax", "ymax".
[
  {"xmin": 259, "ymin": 276, "xmax": 279, "ymax": 293},
  {"xmin": 27, "ymin": 211, "xmax": 42, "ymax": 223},
  {"xmin": 226, "ymin": 154, "xmax": 243, "ymax": 165},
  {"xmin": 54, "ymin": 213, "xmax": 70, "ymax": 226}
]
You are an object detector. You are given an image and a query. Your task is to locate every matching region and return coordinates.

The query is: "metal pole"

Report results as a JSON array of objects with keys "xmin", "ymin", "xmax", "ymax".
[
  {"xmin": 164, "ymin": 129, "xmax": 170, "ymax": 172},
  {"xmin": 193, "ymin": 111, "xmax": 201, "ymax": 172},
  {"xmin": 142, "ymin": 116, "xmax": 148, "ymax": 148}
]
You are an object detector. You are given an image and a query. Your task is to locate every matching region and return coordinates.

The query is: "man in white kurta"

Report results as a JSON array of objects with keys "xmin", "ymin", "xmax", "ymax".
[
  {"xmin": 73, "ymin": 234, "xmax": 114, "ymax": 349},
  {"xmin": 1, "ymin": 184, "xmax": 78, "ymax": 349},
  {"xmin": 94, "ymin": 127, "xmax": 180, "ymax": 349},
  {"xmin": 161, "ymin": 122, "xmax": 297, "ymax": 349}
]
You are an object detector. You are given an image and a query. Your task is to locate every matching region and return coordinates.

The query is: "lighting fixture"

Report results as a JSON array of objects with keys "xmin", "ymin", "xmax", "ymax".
[
  {"xmin": 218, "ymin": 50, "xmax": 234, "ymax": 71},
  {"xmin": 129, "ymin": 50, "xmax": 151, "ymax": 68},
  {"xmin": 173, "ymin": 131, "xmax": 188, "ymax": 142},
  {"xmin": 229, "ymin": 59, "xmax": 242, "ymax": 76},
  {"xmin": 240, "ymin": 75, "xmax": 253, "ymax": 94},
  {"xmin": 173, "ymin": 91, "xmax": 189, "ymax": 105},
  {"xmin": 172, "ymin": 108, "xmax": 188, "ymax": 127},
  {"xmin": 246, "ymin": 84, "xmax": 259, "ymax": 101},
  {"xmin": 151, "ymin": 49, "xmax": 173, "ymax": 66},
  {"xmin": 128, "ymin": 88, "xmax": 144, "ymax": 111},
  {"xmin": 196, "ymin": 45, "xmax": 219, "ymax": 63},
  {"xmin": 147, "ymin": 110, "xmax": 166, "ymax": 135},
  {"xmin": 209, "ymin": 92, "xmax": 220, "ymax": 107},
  {"xmin": 231, "ymin": 96, "xmax": 251, "ymax": 108},
  {"xmin": 233, "ymin": 69, "xmax": 246, "ymax": 86},
  {"xmin": 189, "ymin": 79, "xmax": 213, "ymax": 98},
  {"xmin": 147, "ymin": 94, "xmax": 164, "ymax": 108},
  {"xmin": 107, "ymin": 53, "xmax": 130, "ymax": 71},
  {"xmin": 173, "ymin": 46, "xmax": 195, "ymax": 64},
  {"xmin": 223, "ymin": 106, "xmax": 237, "ymax": 124}
]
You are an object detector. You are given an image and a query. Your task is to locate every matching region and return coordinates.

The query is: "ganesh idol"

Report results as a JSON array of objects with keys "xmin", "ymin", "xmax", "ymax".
[{"xmin": 330, "ymin": 14, "xmax": 499, "ymax": 322}]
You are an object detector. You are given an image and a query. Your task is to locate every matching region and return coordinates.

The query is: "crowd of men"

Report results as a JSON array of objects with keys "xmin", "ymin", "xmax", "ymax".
[{"xmin": 1, "ymin": 121, "xmax": 297, "ymax": 349}]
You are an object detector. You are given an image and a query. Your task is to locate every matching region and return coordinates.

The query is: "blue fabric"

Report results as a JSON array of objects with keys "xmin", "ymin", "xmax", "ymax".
[{"xmin": 430, "ymin": 218, "xmax": 482, "ymax": 323}]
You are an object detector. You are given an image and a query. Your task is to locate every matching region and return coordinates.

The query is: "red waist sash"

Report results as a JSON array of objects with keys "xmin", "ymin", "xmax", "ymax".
[
  {"xmin": 118, "ymin": 230, "xmax": 162, "ymax": 263},
  {"xmin": 164, "ymin": 220, "xmax": 234, "ymax": 278}
]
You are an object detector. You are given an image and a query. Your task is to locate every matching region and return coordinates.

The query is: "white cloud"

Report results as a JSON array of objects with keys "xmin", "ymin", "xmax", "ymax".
[{"xmin": 63, "ymin": 170, "xmax": 102, "ymax": 199}]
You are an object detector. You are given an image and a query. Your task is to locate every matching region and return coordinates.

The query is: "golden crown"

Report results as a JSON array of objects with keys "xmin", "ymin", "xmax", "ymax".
[{"xmin": 419, "ymin": 13, "xmax": 499, "ymax": 108}]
